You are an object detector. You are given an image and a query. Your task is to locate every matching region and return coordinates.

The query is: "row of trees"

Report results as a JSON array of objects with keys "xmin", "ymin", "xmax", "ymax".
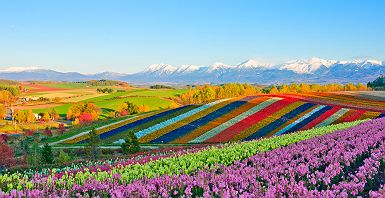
[
  {"xmin": 87, "ymin": 80, "xmax": 129, "ymax": 87},
  {"xmin": 266, "ymin": 83, "xmax": 368, "ymax": 94},
  {"xmin": 150, "ymin": 84, "xmax": 173, "ymax": 89},
  {"xmin": 96, "ymin": 88, "xmax": 114, "ymax": 93},
  {"xmin": 0, "ymin": 84, "xmax": 21, "ymax": 97},
  {"xmin": 12, "ymin": 109, "xmax": 60, "ymax": 123},
  {"xmin": 0, "ymin": 127, "xmax": 140, "ymax": 170},
  {"xmin": 0, "ymin": 134, "xmax": 54, "ymax": 169},
  {"xmin": 173, "ymin": 83, "xmax": 261, "ymax": 105},
  {"xmin": 173, "ymin": 83, "xmax": 369, "ymax": 105},
  {"xmin": 367, "ymin": 75, "xmax": 385, "ymax": 90}
]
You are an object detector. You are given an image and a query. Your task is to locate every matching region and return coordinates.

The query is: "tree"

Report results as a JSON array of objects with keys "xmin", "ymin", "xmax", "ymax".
[
  {"xmin": 57, "ymin": 150, "xmax": 71, "ymax": 164},
  {"xmin": 78, "ymin": 112, "xmax": 93, "ymax": 125},
  {"xmin": 269, "ymin": 86, "xmax": 279, "ymax": 94},
  {"xmin": 66, "ymin": 102, "xmax": 100, "ymax": 122},
  {"xmin": 0, "ymin": 134, "xmax": 8, "ymax": 143},
  {"xmin": 119, "ymin": 109, "xmax": 128, "ymax": 116},
  {"xmin": 356, "ymin": 83, "xmax": 367, "ymax": 91},
  {"xmin": 58, "ymin": 123, "xmax": 66, "ymax": 135},
  {"xmin": 138, "ymin": 105, "xmax": 150, "ymax": 113},
  {"xmin": 26, "ymin": 110, "xmax": 36, "ymax": 123},
  {"xmin": 125, "ymin": 102, "xmax": 139, "ymax": 115},
  {"xmin": 72, "ymin": 118, "xmax": 80, "ymax": 126},
  {"xmin": 87, "ymin": 128, "xmax": 100, "ymax": 160},
  {"xmin": 0, "ymin": 105, "xmax": 5, "ymax": 119},
  {"xmin": 42, "ymin": 112, "xmax": 51, "ymax": 122},
  {"xmin": 121, "ymin": 131, "xmax": 140, "ymax": 154},
  {"xmin": 28, "ymin": 141, "xmax": 41, "ymax": 167},
  {"xmin": 25, "ymin": 129, "xmax": 36, "ymax": 137},
  {"xmin": 14, "ymin": 110, "xmax": 26, "ymax": 123},
  {"xmin": 41, "ymin": 143, "xmax": 54, "ymax": 164},
  {"xmin": 119, "ymin": 101, "xmax": 139, "ymax": 115},
  {"xmin": 50, "ymin": 108, "xmax": 60, "ymax": 121},
  {"xmin": 0, "ymin": 140, "xmax": 15, "ymax": 169},
  {"xmin": 0, "ymin": 90, "xmax": 12, "ymax": 104},
  {"xmin": 367, "ymin": 75, "xmax": 385, "ymax": 90}
]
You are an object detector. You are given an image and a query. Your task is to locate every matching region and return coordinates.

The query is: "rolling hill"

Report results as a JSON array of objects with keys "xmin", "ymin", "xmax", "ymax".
[{"xmin": 61, "ymin": 93, "xmax": 385, "ymax": 145}]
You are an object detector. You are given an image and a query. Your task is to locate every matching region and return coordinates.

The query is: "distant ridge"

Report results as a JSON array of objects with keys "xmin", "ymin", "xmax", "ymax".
[{"xmin": 0, "ymin": 58, "xmax": 384, "ymax": 84}]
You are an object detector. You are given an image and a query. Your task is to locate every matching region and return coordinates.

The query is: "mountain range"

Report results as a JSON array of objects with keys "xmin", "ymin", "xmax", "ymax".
[{"xmin": 1, "ymin": 57, "xmax": 384, "ymax": 84}]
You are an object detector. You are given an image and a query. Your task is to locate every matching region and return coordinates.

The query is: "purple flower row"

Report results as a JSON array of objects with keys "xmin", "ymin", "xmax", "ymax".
[{"xmin": 2, "ymin": 118, "xmax": 385, "ymax": 197}]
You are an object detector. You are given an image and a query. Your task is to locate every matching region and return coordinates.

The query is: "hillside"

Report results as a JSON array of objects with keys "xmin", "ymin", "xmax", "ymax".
[{"xmin": 59, "ymin": 93, "xmax": 385, "ymax": 145}]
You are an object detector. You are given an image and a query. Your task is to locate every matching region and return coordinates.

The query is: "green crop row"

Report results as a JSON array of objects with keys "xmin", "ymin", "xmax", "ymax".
[{"xmin": 0, "ymin": 119, "xmax": 367, "ymax": 192}]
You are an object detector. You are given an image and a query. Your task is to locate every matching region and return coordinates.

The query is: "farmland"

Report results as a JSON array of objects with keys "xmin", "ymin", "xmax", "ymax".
[
  {"xmin": 2, "ymin": 119, "xmax": 385, "ymax": 196},
  {"xmin": 1, "ymin": 82, "xmax": 185, "ymax": 134},
  {"xmin": 1, "ymin": 81, "xmax": 385, "ymax": 197},
  {"xmin": 22, "ymin": 83, "xmax": 184, "ymax": 116},
  {"xmin": 58, "ymin": 93, "xmax": 384, "ymax": 145},
  {"xmin": 2, "ymin": 1, "xmax": 384, "ymax": 196}
]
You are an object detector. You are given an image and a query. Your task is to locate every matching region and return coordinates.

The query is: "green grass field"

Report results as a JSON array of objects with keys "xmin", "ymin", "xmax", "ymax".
[
  {"xmin": 31, "ymin": 88, "xmax": 186, "ymax": 118},
  {"xmin": 40, "ymin": 83, "xmax": 89, "ymax": 89}
]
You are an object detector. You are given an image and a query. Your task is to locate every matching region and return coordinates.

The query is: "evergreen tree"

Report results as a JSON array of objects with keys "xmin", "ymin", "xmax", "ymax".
[
  {"xmin": 87, "ymin": 128, "xmax": 100, "ymax": 160},
  {"xmin": 121, "ymin": 131, "xmax": 140, "ymax": 154},
  {"xmin": 41, "ymin": 143, "xmax": 54, "ymax": 164},
  {"xmin": 28, "ymin": 141, "xmax": 41, "ymax": 167}
]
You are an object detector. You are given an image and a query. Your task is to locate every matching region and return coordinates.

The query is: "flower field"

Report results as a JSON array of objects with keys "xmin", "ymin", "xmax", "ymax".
[
  {"xmin": 0, "ymin": 119, "xmax": 370, "ymax": 196},
  {"xmin": 62, "ymin": 94, "xmax": 385, "ymax": 145}
]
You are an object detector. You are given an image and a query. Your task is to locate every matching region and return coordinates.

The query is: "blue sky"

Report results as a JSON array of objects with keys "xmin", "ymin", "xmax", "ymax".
[{"xmin": 0, "ymin": 0, "xmax": 384, "ymax": 73}]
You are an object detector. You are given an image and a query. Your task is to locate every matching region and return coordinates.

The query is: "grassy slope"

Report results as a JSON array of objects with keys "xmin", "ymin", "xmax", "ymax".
[
  {"xmin": 30, "ymin": 88, "xmax": 186, "ymax": 117},
  {"xmin": 40, "ymin": 83, "xmax": 89, "ymax": 89},
  {"xmin": 43, "ymin": 115, "xmax": 133, "ymax": 143}
]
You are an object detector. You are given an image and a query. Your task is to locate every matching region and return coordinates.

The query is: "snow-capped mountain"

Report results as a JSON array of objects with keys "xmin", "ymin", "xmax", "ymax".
[
  {"xmin": 175, "ymin": 65, "xmax": 200, "ymax": 73},
  {"xmin": 207, "ymin": 62, "xmax": 232, "ymax": 73},
  {"xmin": 236, "ymin": 59, "xmax": 271, "ymax": 69},
  {"xmin": 1, "ymin": 57, "xmax": 384, "ymax": 84},
  {"xmin": 0, "ymin": 66, "xmax": 43, "ymax": 73},
  {"xmin": 143, "ymin": 64, "xmax": 177, "ymax": 75},
  {"xmin": 280, "ymin": 57, "xmax": 337, "ymax": 74}
]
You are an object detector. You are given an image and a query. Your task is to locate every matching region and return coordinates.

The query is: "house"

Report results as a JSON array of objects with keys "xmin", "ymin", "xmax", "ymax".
[
  {"xmin": 5, "ymin": 109, "xmax": 13, "ymax": 120},
  {"xmin": 33, "ymin": 113, "xmax": 41, "ymax": 120}
]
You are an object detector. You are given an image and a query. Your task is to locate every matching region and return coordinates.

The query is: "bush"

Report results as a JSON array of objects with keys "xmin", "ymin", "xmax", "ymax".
[
  {"xmin": 44, "ymin": 127, "xmax": 52, "ymax": 137},
  {"xmin": 58, "ymin": 123, "xmax": 66, "ymax": 135},
  {"xmin": 57, "ymin": 150, "xmax": 71, "ymax": 164}
]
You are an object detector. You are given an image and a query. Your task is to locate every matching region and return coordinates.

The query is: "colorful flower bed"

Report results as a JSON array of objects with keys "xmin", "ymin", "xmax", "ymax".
[
  {"xmin": 64, "ymin": 94, "xmax": 384, "ymax": 145},
  {"xmin": 275, "ymin": 93, "xmax": 385, "ymax": 112},
  {"xmin": 189, "ymin": 97, "xmax": 281, "ymax": 143},
  {"xmin": 89, "ymin": 117, "xmax": 384, "ymax": 197},
  {"xmin": 100, "ymin": 105, "xmax": 199, "ymax": 143},
  {"xmin": 177, "ymin": 97, "xmax": 272, "ymax": 144},
  {"xmin": 149, "ymin": 96, "xmax": 257, "ymax": 143},
  {"xmin": 137, "ymin": 98, "xmax": 235, "ymax": 143},
  {"xmin": 0, "ymin": 120, "xmax": 366, "ymax": 196}
]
